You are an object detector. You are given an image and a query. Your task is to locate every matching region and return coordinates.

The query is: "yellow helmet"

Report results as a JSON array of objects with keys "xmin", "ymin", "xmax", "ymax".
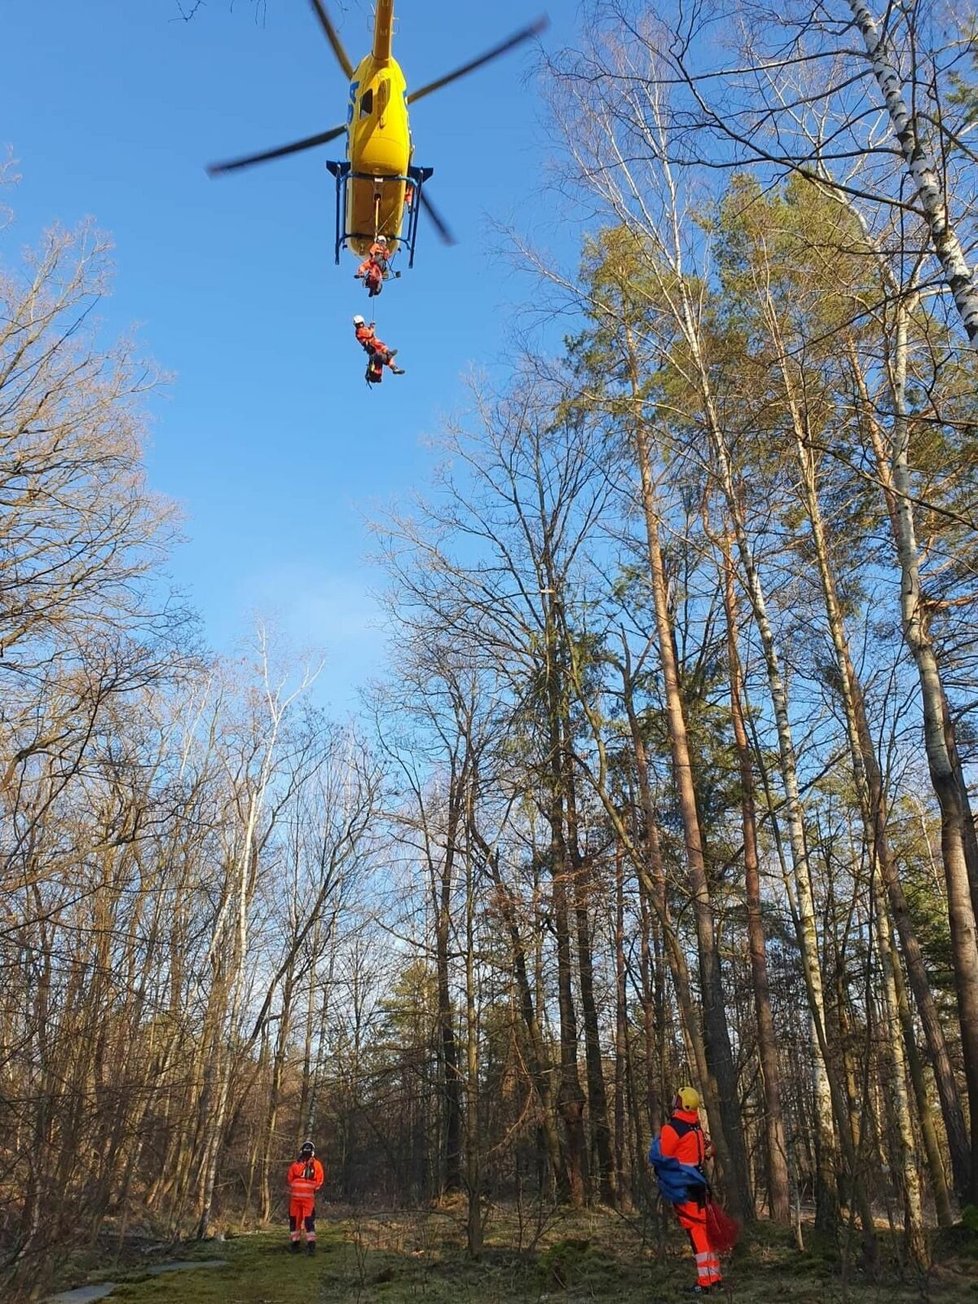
[{"xmin": 675, "ymin": 1086, "xmax": 701, "ymax": 1111}]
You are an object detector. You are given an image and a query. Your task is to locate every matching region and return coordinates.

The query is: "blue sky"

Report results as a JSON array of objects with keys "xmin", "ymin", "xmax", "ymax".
[{"xmin": 4, "ymin": 0, "xmax": 581, "ymax": 709}]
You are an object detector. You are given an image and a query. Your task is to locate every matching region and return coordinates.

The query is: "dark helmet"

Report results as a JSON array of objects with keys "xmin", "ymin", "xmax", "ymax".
[{"xmin": 299, "ymin": 1139, "xmax": 315, "ymax": 1157}]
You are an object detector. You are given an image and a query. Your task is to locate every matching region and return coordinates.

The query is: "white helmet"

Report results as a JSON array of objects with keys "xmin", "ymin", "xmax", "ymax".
[
  {"xmin": 376, "ymin": 235, "xmax": 387, "ymax": 244},
  {"xmin": 353, "ymin": 314, "xmax": 365, "ymax": 325}
]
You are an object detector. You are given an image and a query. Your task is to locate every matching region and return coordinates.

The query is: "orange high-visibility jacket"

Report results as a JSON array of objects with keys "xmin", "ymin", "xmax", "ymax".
[
  {"xmin": 286, "ymin": 1158, "xmax": 324, "ymax": 1200},
  {"xmin": 355, "ymin": 323, "xmax": 392, "ymax": 357},
  {"xmin": 658, "ymin": 1108, "xmax": 706, "ymax": 1168}
]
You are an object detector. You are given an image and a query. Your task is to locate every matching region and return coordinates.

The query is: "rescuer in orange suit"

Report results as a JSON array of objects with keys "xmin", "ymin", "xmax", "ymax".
[
  {"xmin": 355, "ymin": 236, "xmax": 390, "ymax": 297},
  {"xmin": 355, "ymin": 254, "xmax": 384, "ymax": 297},
  {"xmin": 654, "ymin": 1087, "xmax": 722, "ymax": 1293},
  {"xmin": 352, "ymin": 315, "xmax": 406, "ymax": 378},
  {"xmin": 286, "ymin": 1139, "xmax": 325, "ymax": 1255}
]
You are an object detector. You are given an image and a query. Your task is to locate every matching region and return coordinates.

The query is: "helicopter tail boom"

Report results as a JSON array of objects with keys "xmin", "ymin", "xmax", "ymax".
[{"xmin": 371, "ymin": 0, "xmax": 394, "ymax": 65}]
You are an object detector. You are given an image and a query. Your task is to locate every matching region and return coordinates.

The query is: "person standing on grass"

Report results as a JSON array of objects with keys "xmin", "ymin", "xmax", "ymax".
[
  {"xmin": 286, "ymin": 1139, "xmax": 324, "ymax": 1255},
  {"xmin": 649, "ymin": 1087, "xmax": 723, "ymax": 1294}
]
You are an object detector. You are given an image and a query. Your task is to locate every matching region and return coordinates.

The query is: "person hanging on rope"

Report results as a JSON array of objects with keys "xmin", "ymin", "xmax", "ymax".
[
  {"xmin": 352, "ymin": 315, "xmax": 405, "ymax": 382},
  {"xmin": 648, "ymin": 1087, "xmax": 723, "ymax": 1294},
  {"xmin": 286, "ymin": 1139, "xmax": 325, "ymax": 1256},
  {"xmin": 354, "ymin": 253, "xmax": 384, "ymax": 297},
  {"xmin": 354, "ymin": 235, "xmax": 391, "ymax": 297}
]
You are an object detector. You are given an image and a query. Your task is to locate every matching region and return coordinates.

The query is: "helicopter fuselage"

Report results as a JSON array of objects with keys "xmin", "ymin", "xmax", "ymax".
[{"xmin": 344, "ymin": 4, "xmax": 412, "ymax": 256}]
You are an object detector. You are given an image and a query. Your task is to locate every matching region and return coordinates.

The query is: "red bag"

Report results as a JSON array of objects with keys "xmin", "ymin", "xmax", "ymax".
[{"xmin": 706, "ymin": 1200, "xmax": 741, "ymax": 1253}]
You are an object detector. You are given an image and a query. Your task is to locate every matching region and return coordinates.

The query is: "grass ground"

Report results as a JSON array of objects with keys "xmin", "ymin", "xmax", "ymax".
[{"xmin": 56, "ymin": 1204, "xmax": 978, "ymax": 1304}]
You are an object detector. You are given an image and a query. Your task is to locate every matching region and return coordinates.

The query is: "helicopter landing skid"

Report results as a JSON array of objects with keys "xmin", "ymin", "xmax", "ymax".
[{"xmin": 325, "ymin": 161, "xmax": 433, "ymax": 268}]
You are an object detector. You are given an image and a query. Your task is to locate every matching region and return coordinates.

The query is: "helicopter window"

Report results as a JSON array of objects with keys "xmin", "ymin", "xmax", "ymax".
[{"xmin": 359, "ymin": 89, "xmax": 373, "ymax": 117}]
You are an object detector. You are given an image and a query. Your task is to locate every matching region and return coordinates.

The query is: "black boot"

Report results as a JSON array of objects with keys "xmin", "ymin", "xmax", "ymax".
[
  {"xmin": 290, "ymin": 1241, "xmax": 301, "ymax": 1254},
  {"xmin": 307, "ymin": 1241, "xmax": 316, "ymax": 1255}
]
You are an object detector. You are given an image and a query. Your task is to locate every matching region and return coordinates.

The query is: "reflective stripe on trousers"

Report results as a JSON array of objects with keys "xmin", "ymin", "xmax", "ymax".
[
  {"xmin": 675, "ymin": 1200, "xmax": 722, "ymax": 1287},
  {"xmin": 695, "ymin": 1249, "xmax": 721, "ymax": 1286}
]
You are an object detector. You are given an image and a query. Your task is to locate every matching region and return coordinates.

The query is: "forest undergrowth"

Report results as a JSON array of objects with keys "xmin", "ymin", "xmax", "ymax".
[{"xmin": 47, "ymin": 1204, "xmax": 978, "ymax": 1304}]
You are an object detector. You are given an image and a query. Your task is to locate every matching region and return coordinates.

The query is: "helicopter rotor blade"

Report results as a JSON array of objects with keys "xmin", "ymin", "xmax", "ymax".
[
  {"xmin": 306, "ymin": 0, "xmax": 354, "ymax": 80},
  {"xmin": 206, "ymin": 124, "xmax": 347, "ymax": 177},
  {"xmin": 407, "ymin": 16, "xmax": 548, "ymax": 105},
  {"xmin": 419, "ymin": 189, "xmax": 457, "ymax": 246}
]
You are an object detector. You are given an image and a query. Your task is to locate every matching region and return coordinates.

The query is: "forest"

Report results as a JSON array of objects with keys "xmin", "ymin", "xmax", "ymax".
[{"xmin": 3, "ymin": 0, "xmax": 978, "ymax": 1300}]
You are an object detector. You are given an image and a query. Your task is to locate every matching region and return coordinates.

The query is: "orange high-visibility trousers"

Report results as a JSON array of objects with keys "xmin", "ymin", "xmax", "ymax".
[
  {"xmin": 674, "ymin": 1199, "xmax": 721, "ymax": 1288},
  {"xmin": 289, "ymin": 1197, "xmax": 316, "ymax": 1243}
]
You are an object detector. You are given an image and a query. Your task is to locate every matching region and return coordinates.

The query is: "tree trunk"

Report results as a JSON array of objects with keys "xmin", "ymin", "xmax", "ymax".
[
  {"xmin": 856, "ymin": 311, "xmax": 978, "ymax": 1199},
  {"xmin": 464, "ymin": 787, "xmax": 483, "ymax": 1257},
  {"xmin": 847, "ymin": 0, "xmax": 978, "ymax": 345},
  {"xmin": 542, "ymin": 581, "xmax": 588, "ymax": 1204},
  {"xmin": 839, "ymin": 345, "xmax": 966, "ymax": 1203},
  {"xmin": 552, "ymin": 859, "xmax": 588, "ymax": 1204},
  {"xmin": 483, "ymin": 842, "xmax": 565, "ymax": 1191},
  {"xmin": 259, "ymin": 964, "xmax": 296, "ymax": 1222},
  {"xmin": 614, "ymin": 845, "xmax": 634, "ymax": 1210},
  {"xmin": 721, "ymin": 540, "xmax": 791, "ymax": 1223},
  {"xmin": 887, "ymin": 916, "xmax": 954, "ymax": 1228},
  {"xmin": 436, "ymin": 845, "xmax": 463, "ymax": 1194},
  {"xmin": 699, "ymin": 375, "xmax": 840, "ymax": 1229},
  {"xmin": 565, "ymin": 767, "xmax": 616, "ymax": 1204},
  {"xmin": 617, "ymin": 652, "xmax": 712, "ymax": 1105},
  {"xmin": 876, "ymin": 911, "xmax": 929, "ymax": 1266},
  {"xmin": 624, "ymin": 323, "xmax": 752, "ymax": 1221}
]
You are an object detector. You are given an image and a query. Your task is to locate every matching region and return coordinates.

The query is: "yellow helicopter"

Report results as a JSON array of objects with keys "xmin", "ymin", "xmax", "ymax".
[{"xmin": 208, "ymin": 0, "xmax": 547, "ymax": 268}]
